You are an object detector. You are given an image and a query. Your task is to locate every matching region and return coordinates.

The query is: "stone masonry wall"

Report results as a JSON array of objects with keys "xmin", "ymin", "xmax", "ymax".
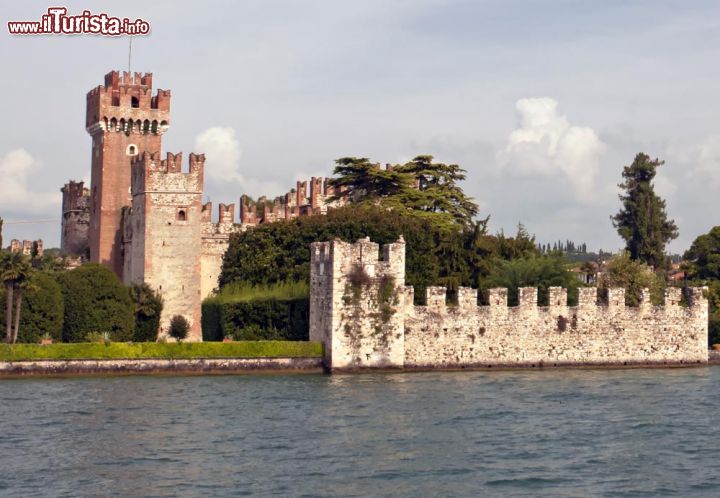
[
  {"xmin": 124, "ymin": 152, "xmax": 204, "ymax": 341},
  {"xmin": 310, "ymin": 238, "xmax": 708, "ymax": 371},
  {"xmin": 310, "ymin": 237, "xmax": 406, "ymax": 370},
  {"xmin": 200, "ymin": 202, "xmax": 242, "ymax": 299},
  {"xmin": 404, "ymin": 286, "xmax": 708, "ymax": 369}
]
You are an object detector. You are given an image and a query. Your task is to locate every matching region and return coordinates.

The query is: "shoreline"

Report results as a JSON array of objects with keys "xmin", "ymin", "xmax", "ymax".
[
  {"xmin": 0, "ymin": 357, "xmax": 324, "ymax": 378},
  {"xmin": 0, "ymin": 352, "xmax": 718, "ymax": 378}
]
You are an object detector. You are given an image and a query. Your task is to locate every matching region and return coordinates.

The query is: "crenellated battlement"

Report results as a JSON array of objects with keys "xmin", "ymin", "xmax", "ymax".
[
  {"xmin": 309, "ymin": 237, "xmax": 709, "ymax": 372},
  {"xmin": 405, "ymin": 285, "xmax": 706, "ymax": 315},
  {"xmin": 61, "ymin": 180, "xmax": 90, "ymax": 212},
  {"xmin": 86, "ymin": 70, "xmax": 170, "ymax": 134},
  {"xmin": 238, "ymin": 176, "xmax": 348, "ymax": 227},
  {"xmin": 131, "ymin": 152, "xmax": 205, "ymax": 194},
  {"xmin": 8, "ymin": 239, "xmax": 43, "ymax": 258}
]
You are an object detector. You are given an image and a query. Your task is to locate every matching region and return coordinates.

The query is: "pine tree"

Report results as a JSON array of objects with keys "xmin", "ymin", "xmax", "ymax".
[{"xmin": 611, "ymin": 153, "xmax": 678, "ymax": 268}]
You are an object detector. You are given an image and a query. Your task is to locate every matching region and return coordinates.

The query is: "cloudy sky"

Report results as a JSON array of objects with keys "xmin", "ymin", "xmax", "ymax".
[{"xmin": 2, "ymin": 0, "xmax": 719, "ymax": 253}]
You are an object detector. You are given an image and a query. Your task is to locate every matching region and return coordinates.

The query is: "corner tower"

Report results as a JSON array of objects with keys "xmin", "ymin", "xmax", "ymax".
[{"xmin": 86, "ymin": 70, "xmax": 170, "ymax": 276}]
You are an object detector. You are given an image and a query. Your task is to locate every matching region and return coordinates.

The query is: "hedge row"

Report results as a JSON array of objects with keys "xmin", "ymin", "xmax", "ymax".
[
  {"xmin": 202, "ymin": 297, "xmax": 309, "ymax": 342},
  {"xmin": 0, "ymin": 341, "xmax": 323, "ymax": 361}
]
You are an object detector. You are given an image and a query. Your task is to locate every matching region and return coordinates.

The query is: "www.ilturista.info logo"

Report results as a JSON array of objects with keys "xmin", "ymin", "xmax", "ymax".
[{"xmin": 7, "ymin": 7, "xmax": 150, "ymax": 36}]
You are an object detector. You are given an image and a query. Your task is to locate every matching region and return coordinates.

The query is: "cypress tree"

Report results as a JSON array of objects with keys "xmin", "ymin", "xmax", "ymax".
[{"xmin": 611, "ymin": 153, "xmax": 678, "ymax": 268}]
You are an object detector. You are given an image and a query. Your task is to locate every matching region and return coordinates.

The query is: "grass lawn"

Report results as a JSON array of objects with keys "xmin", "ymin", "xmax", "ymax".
[{"xmin": 0, "ymin": 341, "xmax": 323, "ymax": 362}]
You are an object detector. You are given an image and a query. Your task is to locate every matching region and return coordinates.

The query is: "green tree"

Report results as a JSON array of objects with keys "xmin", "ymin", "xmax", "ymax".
[
  {"xmin": 684, "ymin": 226, "xmax": 720, "ymax": 280},
  {"xmin": 328, "ymin": 155, "xmax": 479, "ymax": 231},
  {"xmin": 130, "ymin": 283, "xmax": 163, "ymax": 342},
  {"xmin": 596, "ymin": 252, "xmax": 665, "ymax": 306},
  {"xmin": 684, "ymin": 226, "xmax": 720, "ymax": 345},
  {"xmin": 0, "ymin": 251, "xmax": 34, "ymax": 343},
  {"xmin": 611, "ymin": 153, "xmax": 678, "ymax": 268},
  {"xmin": 0, "ymin": 272, "xmax": 64, "ymax": 343},
  {"xmin": 328, "ymin": 157, "xmax": 413, "ymax": 203},
  {"xmin": 394, "ymin": 155, "xmax": 479, "ymax": 227},
  {"xmin": 56, "ymin": 264, "xmax": 135, "ymax": 342},
  {"xmin": 220, "ymin": 204, "xmax": 540, "ymax": 303}
]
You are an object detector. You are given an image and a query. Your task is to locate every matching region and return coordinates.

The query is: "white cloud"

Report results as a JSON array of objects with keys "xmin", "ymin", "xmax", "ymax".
[
  {"xmin": 667, "ymin": 135, "xmax": 720, "ymax": 186},
  {"xmin": 0, "ymin": 148, "xmax": 60, "ymax": 214},
  {"xmin": 498, "ymin": 97, "xmax": 606, "ymax": 200},
  {"xmin": 194, "ymin": 127, "xmax": 285, "ymax": 196},
  {"xmin": 194, "ymin": 127, "xmax": 244, "ymax": 182},
  {"xmin": 693, "ymin": 135, "xmax": 720, "ymax": 183}
]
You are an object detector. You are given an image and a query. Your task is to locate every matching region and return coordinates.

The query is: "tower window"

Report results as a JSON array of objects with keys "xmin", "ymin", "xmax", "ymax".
[
  {"xmin": 126, "ymin": 144, "xmax": 138, "ymax": 156},
  {"xmin": 131, "ymin": 96, "xmax": 139, "ymax": 108},
  {"xmin": 177, "ymin": 209, "xmax": 187, "ymax": 221}
]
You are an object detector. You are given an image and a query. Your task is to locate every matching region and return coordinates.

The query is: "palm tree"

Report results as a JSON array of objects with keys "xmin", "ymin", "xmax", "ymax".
[
  {"xmin": 130, "ymin": 282, "xmax": 162, "ymax": 317},
  {"xmin": 1, "ymin": 251, "xmax": 34, "ymax": 343}
]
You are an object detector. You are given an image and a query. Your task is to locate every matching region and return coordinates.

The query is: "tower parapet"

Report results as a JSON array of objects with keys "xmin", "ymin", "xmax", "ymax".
[{"xmin": 86, "ymin": 70, "xmax": 170, "ymax": 135}]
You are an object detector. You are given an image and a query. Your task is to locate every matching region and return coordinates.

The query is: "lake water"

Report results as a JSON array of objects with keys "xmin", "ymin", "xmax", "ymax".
[{"xmin": 1, "ymin": 367, "xmax": 719, "ymax": 497}]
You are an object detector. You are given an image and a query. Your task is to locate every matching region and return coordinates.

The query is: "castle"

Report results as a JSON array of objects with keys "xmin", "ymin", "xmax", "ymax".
[
  {"xmin": 60, "ymin": 71, "xmax": 345, "ymax": 340},
  {"xmin": 310, "ymin": 238, "xmax": 708, "ymax": 371}
]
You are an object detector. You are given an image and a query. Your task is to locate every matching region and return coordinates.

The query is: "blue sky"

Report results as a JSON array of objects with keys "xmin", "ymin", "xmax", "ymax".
[{"xmin": 1, "ymin": 0, "xmax": 719, "ymax": 252}]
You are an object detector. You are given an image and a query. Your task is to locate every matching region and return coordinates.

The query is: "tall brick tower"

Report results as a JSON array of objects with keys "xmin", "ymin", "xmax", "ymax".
[{"xmin": 86, "ymin": 71, "xmax": 170, "ymax": 276}]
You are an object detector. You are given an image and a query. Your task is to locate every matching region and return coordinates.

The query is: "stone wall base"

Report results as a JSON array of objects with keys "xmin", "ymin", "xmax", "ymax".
[{"xmin": 0, "ymin": 357, "xmax": 323, "ymax": 377}]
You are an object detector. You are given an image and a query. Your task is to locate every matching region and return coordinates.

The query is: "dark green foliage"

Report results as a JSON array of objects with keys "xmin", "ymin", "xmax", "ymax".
[
  {"xmin": 130, "ymin": 283, "xmax": 163, "ymax": 342},
  {"xmin": 612, "ymin": 153, "xmax": 678, "ymax": 268},
  {"xmin": 684, "ymin": 227, "xmax": 720, "ymax": 280},
  {"xmin": 0, "ymin": 272, "xmax": 64, "ymax": 343},
  {"xmin": 168, "ymin": 315, "xmax": 190, "ymax": 341},
  {"xmin": 56, "ymin": 264, "xmax": 135, "ymax": 342},
  {"xmin": 329, "ymin": 157, "xmax": 413, "ymax": 202},
  {"xmin": 0, "ymin": 341, "xmax": 323, "ymax": 361},
  {"xmin": 684, "ymin": 227, "xmax": 720, "ymax": 345},
  {"xmin": 202, "ymin": 298, "xmax": 309, "ymax": 342},
  {"xmin": 328, "ymin": 155, "xmax": 478, "ymax": 230},
  {"xmin": 1, "ymin": 250, "xmax": 35, "ymax": 343},
  {"xmin": 481, "ymin": 254, "xmax": 583, "ymax": 306},
  {"xmin": 220, "ymin": 204, "xmax": 538, "ymax": 303},
  {"xmin": 395, "ymin": 155, "xmax": 479, "ymax": 227}
]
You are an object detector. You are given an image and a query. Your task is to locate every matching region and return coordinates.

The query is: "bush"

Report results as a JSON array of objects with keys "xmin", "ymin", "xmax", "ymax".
[
  {"xmin": 130, "ymin": 283, "xmax": 163, "ymax": 342},
  {"xmin": 56, "ymin": 264, "xmax": 135, "ymax": 342},
  {"xmin": 0, "ymin": 271, "xmax": 64, "ymax": 343},
  {"xmin": 0, "ymin": 341, "xmax": 323, "ymax": 361},
  {"xmin": 169, "ymin": 315, "xmax": 189, "ymax": 341},
  {"xmin": 202, "ymin": 297, "xmax": 310, "ymax": 342},
  {"xmin": 596, "ymin": 252, "xmax": 665, "ymax": 306}
]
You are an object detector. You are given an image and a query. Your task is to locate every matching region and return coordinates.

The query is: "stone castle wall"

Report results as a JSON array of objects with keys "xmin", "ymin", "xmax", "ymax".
[{"xmin": 310, "ymin": 238, "xmax": 709, "ymax": 371}]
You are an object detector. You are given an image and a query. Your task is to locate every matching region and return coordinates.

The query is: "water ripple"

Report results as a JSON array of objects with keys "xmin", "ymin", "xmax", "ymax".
[{"xmin": 1, "ymin": 368, "xmax": 719, "ymax": 496}]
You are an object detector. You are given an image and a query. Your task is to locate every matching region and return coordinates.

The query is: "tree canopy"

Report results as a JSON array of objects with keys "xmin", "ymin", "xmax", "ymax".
[
  {"xmin": 220, "ymin": 204, "xmax": 537, "ymax": 302},
  {"xmin": 611, "ymin": 153, "xmax": 678, "ymax": 268},
  {"xmin": 328, "ymin": 155, "xmax": 479, "ymax": 230},
  {"xmin": 684, "ymin": 226, "xmax": 720, "ymax": 345}
]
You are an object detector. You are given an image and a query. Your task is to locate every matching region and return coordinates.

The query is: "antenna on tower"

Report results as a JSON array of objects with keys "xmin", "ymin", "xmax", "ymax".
[{"xmin": 128, "ymin": 37, "xmax": 132, "ymax": 74}]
